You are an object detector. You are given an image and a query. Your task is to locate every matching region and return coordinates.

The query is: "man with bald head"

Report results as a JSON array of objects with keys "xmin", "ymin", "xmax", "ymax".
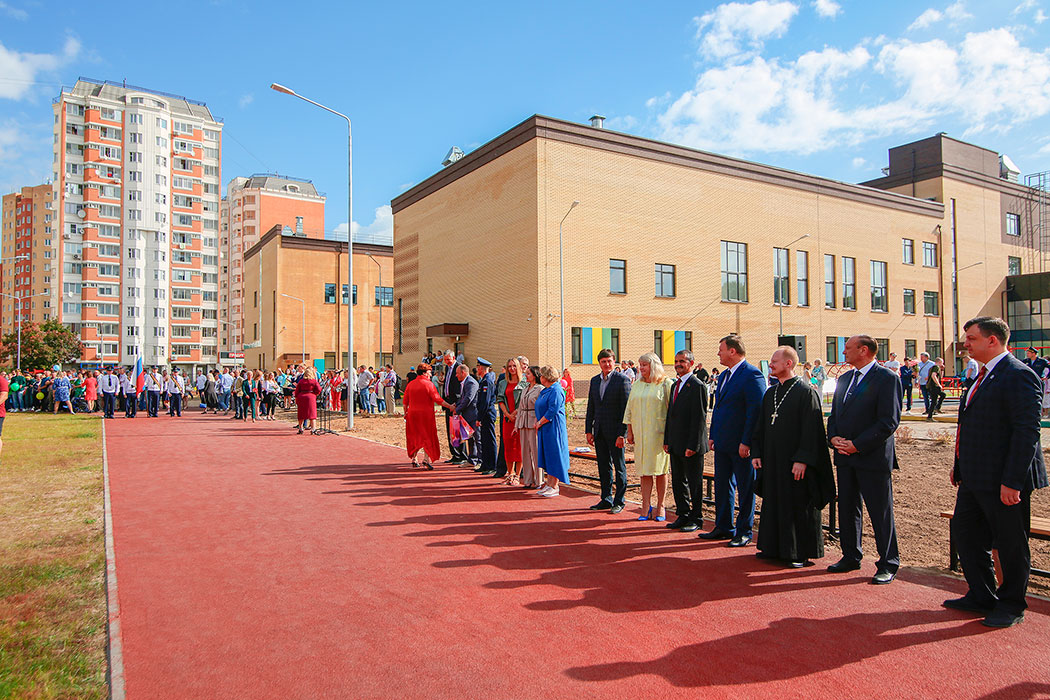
[
  {"xmin": 826, "ymin": 334, "xmax": 903, "ymax": 584},
  {"xmin": 751, "ymin": 347, "xmax": 835, "ymax": 567}
]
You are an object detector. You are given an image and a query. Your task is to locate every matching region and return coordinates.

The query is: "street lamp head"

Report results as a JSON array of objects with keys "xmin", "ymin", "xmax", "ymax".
[
  {"xmin": 270, "ymin": 83, "xmax": 296, "ymax": 96},
  {"xmin": 571, "ymin": 200, "xmax": 580, "ymax": 208}
]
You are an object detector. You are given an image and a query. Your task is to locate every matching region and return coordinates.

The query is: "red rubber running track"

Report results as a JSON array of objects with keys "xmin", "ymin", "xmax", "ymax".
[{"xmin": 105, "ymin": 413, "xmax": 1050, "ymax": 699}]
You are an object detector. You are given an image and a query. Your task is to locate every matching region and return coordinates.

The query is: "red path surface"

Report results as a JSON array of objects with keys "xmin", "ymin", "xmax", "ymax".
[{"xmin": 105, "ymin": 413, "xmax": 1050, "ymax": 699}]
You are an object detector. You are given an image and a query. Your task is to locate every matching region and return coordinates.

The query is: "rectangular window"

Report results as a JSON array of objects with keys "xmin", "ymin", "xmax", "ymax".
[
  {"xmin": 925, "ymin": 340, "xmax": 942, "ymax": 359},
  {"xmin": 1008, "ymin": 256, "xmax": 1022, "ymax": 275},
  {"xmin": 923, "ymin": 290, "xmax": 940, "ymax": 316},
  {"xmin": 922, "ymin": 241, "xmax": 938, "ymax": 267},
  {"xmin": 375, "ymin": 286, "xmax": 393, "ymax": 307},
  {"xmin": 870, "ymin": 260, "xmax": 887, "ymax": 312},
  {"xmin": 773, "ymin": 247, "xmax": 790, "ymax": 306},
  {"xmin": 826, "ymin": 336, "xmax": 838, "ymax": 364},
  {"xmin": 571, "ymin": 327, "xmax": 582, "ymax": 364},
  {"xmin": 903, "ymin": 288, "xmax": 916, "ymax": 315},
  {"xmin": 796, "ymin": 250, "xmax": 808, "ymax": 307},
  {"xmin": 1006, "ymin": 212, "xmax": 1020, "ymax": 237},
  {"xmin": 824, "ymin": 254, "xmax": 835, "ymax": 308},
  {"xmin": 609, "ymin": 259, "xmax": 626, "ymax": 294},
  {"xmin": 875, "ymin": 338, "xmax": 889, "ymax": 362},
  {"xmin": 902, "ymin": 238, "xmax": 914, "ymax": 265},
  {"xmin": 720, "ymin": 241, "xmax": 748, "ymax": 302},
  {"xmin": 324, "ymin": 283, "xmax": 336, "ymax": 304},
  {"xmin": 654, "ymin": 330, "xmax": 663, "ymax": 356},
  {"xmin": 905, "ymin": 339, "xmax": 917, "ymax": 358},
  {"xmin": 842, "ymin": 257, "xmax": 856, "ymax": 310},
  {"xmin": 655, "ymin": 263, "xmax": 676, "ymax": 298}
]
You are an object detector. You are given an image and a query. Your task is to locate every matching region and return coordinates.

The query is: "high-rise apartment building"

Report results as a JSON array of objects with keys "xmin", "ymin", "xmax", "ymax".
[
  {"xmin": 1, "ymin": 184, "xmax": 57, "ymax": 336},
  {"xmin": 53, "ymin": 78, "xmax": 223, "ymax": 370},
  {"xmin": 219, "ymin": 174, "xmax": 324, "ymax": 357}
]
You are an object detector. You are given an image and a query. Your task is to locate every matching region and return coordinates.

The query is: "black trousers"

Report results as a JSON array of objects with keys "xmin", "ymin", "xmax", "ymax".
[
  {"xmin": 444, "ymin": 409, "xmax": 466, "ymax": 461},
  {"xmin": 495, "ymin": 428, "xmax": 508, "ymax": 478},
  {"xmin": 594, "ymin": 430, "xmax": 627, "ymax": 506},
  {"xmin": 170, "ymin": 393, "xmax": 182, "ymax": 416},
  {"xmin": 836, "ymin": 464, "xmax": 899, "ymax": 572},
  {"xmin": 669, "ymin": 451, "xmax": 703, "ymax": 521},
  {"xmin": 952, "ymin": 483, "xmax": 1032, "ymax": 614},
  {"xmin": 478, "ymin": 411, "xmax": 498, "ymax": 470},
  {"xmin": 125, "ymin": 393, "xmax": 138, "ymax": 417},
  {"xmin": 102, "ymin": 392, "xmax": 116, "ymax": 418},
  {"xmin": 147, "ymin": 391, "xmax": 160, "ymax": 417}
]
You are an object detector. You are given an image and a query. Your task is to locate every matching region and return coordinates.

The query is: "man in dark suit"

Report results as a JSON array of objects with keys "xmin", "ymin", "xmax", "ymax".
[
  {"xmin": 704, "ymin": 334, "xmax": 766, "ymax": 546},
  {"xmin": 474, "ymin": 358, "xmax": 498, "ymax": 474},
  {"xmin": 826, "ymin": 334, "xmax": 903, "ymax": 584},
  {"xmin": 585, "ymin": 348, "xmax": 632, "ymax": 514},
  {"xmin": 453, "ymin": 363, "xmax": 480, "ymax": 467},
  {"xmin": 664, "ymin": 350, "xmax": 709, "ymax": 532},
  {"xmin": 948, "ymin": 317, "xmax": 1047, "ymax": 627},
  {"xmin": 440, "ymin": 351, "xmax": 466, "ymax": 463}
]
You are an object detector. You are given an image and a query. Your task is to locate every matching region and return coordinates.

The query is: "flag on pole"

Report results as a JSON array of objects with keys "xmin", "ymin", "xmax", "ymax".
[{"xmin": 133, "ymin": 356, "xmax": 144, "ymax": 394}]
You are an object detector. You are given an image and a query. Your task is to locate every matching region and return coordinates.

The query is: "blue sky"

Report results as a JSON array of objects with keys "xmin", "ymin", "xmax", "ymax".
[{"xmin": 2, "ymin": 0, "xmax": 1050, "ymax": 243}]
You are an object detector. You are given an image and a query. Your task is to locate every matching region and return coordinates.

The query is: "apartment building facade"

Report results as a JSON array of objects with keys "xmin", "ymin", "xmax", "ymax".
[
  {"xmin": 220, "ymin": 174, "xmax": 325, "ymax": 357},
  {"xmin": 1, "ymin": 184, "xmax": 57, "ymax": 336},
  {"xmin": 53, "ymin": 78, "xmax": 223, "ymax": 370},
  {"xmin": 391, "ymin": 116, "xmax": 1048, "ymax": 381}
]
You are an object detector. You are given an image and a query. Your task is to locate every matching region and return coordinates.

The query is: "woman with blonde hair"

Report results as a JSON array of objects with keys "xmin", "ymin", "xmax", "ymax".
[
  {"xmin": 496, "ymin": 357, "xmax": 525, "ymax": 485},
  {"xmin": 515, "ymin": 365, "xmax": 544, "ymax": 488},
  {"xmin": 295, "ymin": 365, "xmax": 321, "ymax": 434},
  {"xmin": 623, "ymin": 352, "xmax": 673, "ymax": 521},
  {"xmin": 535, "ymin": 365, "xmax": 570, "ymax": 497}
]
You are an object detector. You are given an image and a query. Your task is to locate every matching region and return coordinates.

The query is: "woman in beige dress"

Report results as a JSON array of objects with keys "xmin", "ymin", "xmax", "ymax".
[
  {"xmin": 515, "ymin": 365, "xmax": 544, "ymax": 488},
  {"xmin": 623, "ymin": 352, "xmax": 673, "ymax": 521}
]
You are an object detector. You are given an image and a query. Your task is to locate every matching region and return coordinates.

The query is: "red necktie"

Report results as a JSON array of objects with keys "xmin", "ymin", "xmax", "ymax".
[{"xmin": 672, "ymin": 379, "xmax": 682, "ymax": 404}]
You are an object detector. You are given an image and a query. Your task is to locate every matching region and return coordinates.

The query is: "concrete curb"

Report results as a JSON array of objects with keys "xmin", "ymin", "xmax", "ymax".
[{"xmin": 101, "ymin": 418, "xmax": 126, "ymax": 700}]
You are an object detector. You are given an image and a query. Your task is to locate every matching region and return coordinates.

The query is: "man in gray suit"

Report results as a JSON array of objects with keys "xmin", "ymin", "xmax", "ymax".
[{"xmin": 453, "ymin": 364, "xmax": 480, "ymax": 467}]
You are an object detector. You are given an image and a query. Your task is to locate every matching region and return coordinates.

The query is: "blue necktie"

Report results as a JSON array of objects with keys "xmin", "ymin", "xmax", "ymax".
[{"xmin": 844, "ymin": 371, "xmax": 860, "ymax": 403}]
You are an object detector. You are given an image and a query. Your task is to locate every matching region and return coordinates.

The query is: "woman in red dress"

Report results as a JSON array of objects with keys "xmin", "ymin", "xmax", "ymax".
[
  {"xmin": 83, "ymin": 371, "xmax": 98, "ymax": 413},
  {"xmin": 496, "ymin": 358, "xmax": 524, "ymax": 485},
  {"xmin": 294, "ymin": 366, "xmax": 321, "ymax": 435},
  {"xmin": 561, "ymin": 368, "xmax": 577, "ymax": 418},
  {"xmin": 403, "ymin": 363, "xmax": 452, "ymax": 469}
]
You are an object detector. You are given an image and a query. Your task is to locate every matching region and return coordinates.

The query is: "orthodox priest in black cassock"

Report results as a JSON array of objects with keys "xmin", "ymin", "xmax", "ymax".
[{"xmin": 751, "ymin": 376, "xmax": 836, "ymax": 565}]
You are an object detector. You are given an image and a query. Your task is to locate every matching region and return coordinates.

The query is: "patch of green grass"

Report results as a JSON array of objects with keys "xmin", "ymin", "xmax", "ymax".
[{"xmin": 0, "ymin": 413, "xmax": 106, "ymax": 700}]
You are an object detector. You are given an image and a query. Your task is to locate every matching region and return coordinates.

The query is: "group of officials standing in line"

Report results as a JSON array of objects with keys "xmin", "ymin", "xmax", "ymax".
[{"xmin": 402, "ymin": 316, "xmax": 1046, "ymax": 630}]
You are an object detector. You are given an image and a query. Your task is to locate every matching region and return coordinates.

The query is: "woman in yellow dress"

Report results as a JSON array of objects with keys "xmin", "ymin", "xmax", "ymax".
[{"xmin": 623, "ymin": 351, "xmax": 673, "ymax": 521}]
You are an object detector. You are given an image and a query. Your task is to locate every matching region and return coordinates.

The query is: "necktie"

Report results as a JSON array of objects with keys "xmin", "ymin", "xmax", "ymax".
[
  {"xmin": 844, "ymin": 370, "xmax": 860, "ymax": 403},
  {"xmin": 964, "ymin": 366, "xmax": 987, "ymax": 408},
  {"xmin": 672, "ymin": 378, "xmax": 682, "ymax": 404}
]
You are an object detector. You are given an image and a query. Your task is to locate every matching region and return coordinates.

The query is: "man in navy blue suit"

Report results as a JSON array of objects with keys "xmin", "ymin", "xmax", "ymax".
[
  {"xmin": 452, "ymin": 364, "xmax": 480, "ymax": 467},
  {"xmin": 585, "ymin": 348, "xmax": 632, "ymax": 514},
  {"xmin": 826, "ymin": 334, "xmax": 902, "ymax": 584},
  {"xmin": 947, "ymin": 317, "xmax": 1047, "ymax": 627},
  {"xmin": 702, "ymin": 334, "xmax": 766, "ymax": 546}
]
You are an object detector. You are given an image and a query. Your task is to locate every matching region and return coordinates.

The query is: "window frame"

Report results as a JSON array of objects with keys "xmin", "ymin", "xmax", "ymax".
[
  {"xmin": 609, "ymin": 258, "xmax": 627, "ymax": 295},
  {"xmin": 655, "ymin": 263, "xmax": 676, "ymax": 298}
]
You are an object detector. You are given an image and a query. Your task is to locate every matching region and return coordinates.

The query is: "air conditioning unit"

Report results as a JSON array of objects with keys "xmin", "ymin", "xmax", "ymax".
[
  {"xmin": 63, "ymin": 234, "xmax": 71, "ymax": 240},
  {"xmin": 72, "ymin": 254, "xmax": 81, "ymax": 260}
]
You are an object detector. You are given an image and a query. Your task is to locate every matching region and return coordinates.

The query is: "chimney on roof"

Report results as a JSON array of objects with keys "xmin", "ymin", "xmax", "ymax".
[{"xmin": 589, "ymin": 115, "xmax": 605, "ymax": 129}]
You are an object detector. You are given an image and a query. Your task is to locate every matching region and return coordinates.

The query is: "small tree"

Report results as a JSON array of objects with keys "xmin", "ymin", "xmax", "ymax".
[{"xmin": 1, "ymin": 320, "xmax": 84, "ymax": 370}]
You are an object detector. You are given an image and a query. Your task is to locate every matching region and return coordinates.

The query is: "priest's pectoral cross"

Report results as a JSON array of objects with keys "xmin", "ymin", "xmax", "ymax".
[{"xmin": 770, "ymin": 412, "xmax": 777, "ymax": 425}]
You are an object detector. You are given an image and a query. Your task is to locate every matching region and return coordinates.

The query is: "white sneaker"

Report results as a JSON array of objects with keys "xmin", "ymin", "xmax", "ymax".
[
  {"xmin": 540, "ymin": 486, "xmax": 559, "ymax": 498},
  {"xmin": 535, "ymin": 485, "xmax": 552, "ymax": 496}
]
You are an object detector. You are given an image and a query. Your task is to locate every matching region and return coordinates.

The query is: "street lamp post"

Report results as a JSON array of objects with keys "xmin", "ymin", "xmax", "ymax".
[
  {"xmin": 777, "ymin": 234, "xmax": 810, "ymax": 337},
  {"xmin": 0, "ymin": 291, "xmax": 49, "ymax": 371},
  {"xmin": 367, "ymin": 254, "xmax": 383, "ymax": 368},
  {"xmin": 271, "ymin": 81, "xmax": 354, "ymax": 431},
  {"xmin": 558, "ymin": 200, "xmax": 580, "ymax": 371},
  {"xmin": 279, "ymin": 293, "xmax": 305, "ymax": 368}
]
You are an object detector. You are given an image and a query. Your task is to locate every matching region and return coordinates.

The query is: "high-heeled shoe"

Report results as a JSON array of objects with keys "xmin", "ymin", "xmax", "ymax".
[
  {"xmin": 654, "ymin": 509, "xmax": 666, "ymax": 522},
  {"xmin": 638, "ymin": 506, "xmax": 653, "ymax": 521}
]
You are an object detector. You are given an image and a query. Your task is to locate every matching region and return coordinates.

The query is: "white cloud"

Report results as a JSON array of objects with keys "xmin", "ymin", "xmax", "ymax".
[
  {"xmin": 0, "ymin": 37, "xmax": 80, "ymax": 100},
  {"xmin": 0, "ymin": 2, "xmax": 28, "ymax": 20},
  {"xmin": 238, "ymin": 93, "xmax": 254, "ymax": 109},
  {"xmin": 656, "ymin": 24, "xmax": 1050, "ymax": 157},
  {"xmin": 695, "ymin": 1, "xmax": 799, "ymax": 60},
  {"xmin": 333, "ymin": 205, "xmax": 393, "ymax": 244},
  {"xmin": 1013, "ymin": 0, "xmax": 1038, "ymax": 14},
  {"xmin": 646, "ymin": 91, "xmax": 672, "ymax": 108},
  {"xmin": 945, "ymin": 1, "xmax": 972, "ymax": 22},
  {"xmin": 813, "ymin": 0, "xmax": 841, "ymax": 18},
  {"xmin": 908, "ymin": 8, "xmax": 943, "ymax": 31},
  {"xmin": 0, "ymin": 118, "xmax": 54, "ymax": 193},
  {"xmin": 852, "ymin": 157, "xmax": 867, "ymax": 168},
  {"xmin": 605, "ymin": 115, "xmax": 638, "ymax": 131},
  {"xmin": 1038, "ymin": 9, "xmax": 1049, "ymax": 22}
]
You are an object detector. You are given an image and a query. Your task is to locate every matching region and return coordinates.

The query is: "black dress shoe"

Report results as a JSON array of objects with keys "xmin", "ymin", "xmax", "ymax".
[
  {"xmin": 943, "ymin": 596, "xmax": 995, "ymax": 614},
  {"xmin": 680, "ymin": 522, "xmax": 700, "ymax": 532},
  {"xmin": 473, "ymin": 465, "xmax": 486, "ymax": 472},
  {"xmin": 826, "ymin": 558, "xmax": 862, "ymax": 573},
  {"xmin": 589, "ymin": 501, "xmax": 613, "ymax": 511},
  {"xmin": 870, "ymin": 569, "xmax": 896, "ymax": 585},
  {"xmin": 982, "ymin": 610, "xmax": 1025, "ymax": 628},
  {"xmin": 666, "ymin": 517, "xmax": 689, "ymax": 529},
  {"xmin": 788, "ymin": 560, "xmax": 813, "ymax": 568},
  {"xmin": 697, "ymin": 529, "xmax": 733, "ymax": 540},
  {"xmin": 480, "ymin": 469, "xmax": 496, "ymax": 475},
  {"xmin": 727, "ymin": 535, "xmax": 752, "ymax": 547},
  {"xmin": 609, "ymin": 504, "xmax": 624, "ymax": 514}
]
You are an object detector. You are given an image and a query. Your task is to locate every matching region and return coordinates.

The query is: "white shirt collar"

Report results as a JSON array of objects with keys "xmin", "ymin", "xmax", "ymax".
[
  {"xmin": 724, "ymin": 358, "xmax": 744, "ymax": 377},
  {"xmin": 852, "ymin": 357, "xmax": 877, "ymax": 380},
  {"xmin": 981, "ymin": 350, "xmax": 1010, "ymax": 374}
]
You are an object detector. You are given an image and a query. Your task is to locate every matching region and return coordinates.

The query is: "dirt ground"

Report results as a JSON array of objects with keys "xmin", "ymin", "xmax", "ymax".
[{"xmin": 307, "ymin": 404, "xmax": 1050, "ymax": 598}]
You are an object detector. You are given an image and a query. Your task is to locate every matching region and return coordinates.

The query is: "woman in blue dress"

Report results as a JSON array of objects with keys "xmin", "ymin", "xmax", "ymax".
[
  {"xmin": 52, "ymin": 371, "xmax": 75, "ymax": 414},
  {"xmin": 534, "ymin": 365, "xmax": 569, "ymax": 498}
]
